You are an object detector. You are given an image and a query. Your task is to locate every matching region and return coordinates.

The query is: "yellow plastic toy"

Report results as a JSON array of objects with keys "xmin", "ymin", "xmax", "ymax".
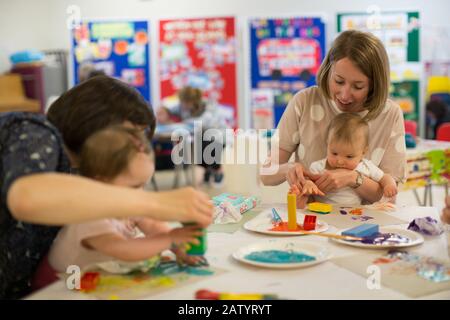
[{"xmin": 307, "ymin": 202, "xmax": 332, "ymax": 214}]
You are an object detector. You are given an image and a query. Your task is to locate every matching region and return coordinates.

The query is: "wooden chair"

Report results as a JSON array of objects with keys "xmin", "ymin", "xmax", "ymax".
[{"xmin": 0, "ymin": 74, "xmax": 40, "ymax": 113}]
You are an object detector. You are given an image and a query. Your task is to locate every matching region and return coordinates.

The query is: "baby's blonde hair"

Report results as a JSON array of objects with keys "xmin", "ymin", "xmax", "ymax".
[{"xmin": 327, "ymin": 113, "xmax": 369, "ymax": 149}]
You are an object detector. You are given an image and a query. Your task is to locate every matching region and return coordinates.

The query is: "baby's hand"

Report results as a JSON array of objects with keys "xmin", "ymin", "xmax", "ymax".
[
  {"xmin": 172, "ymin": 247, "xmax": 209, "ymax": 267},
  {"xmin": 383, "ymin": 184, "xmax": 398, "ymax": 198},
  {"xmin": 169, "ymin": 226, "xmax": 202, "ymax": 246},
  {"xmin": 301, "ymin": 180, "xmax": 325, "ymax": 196}
]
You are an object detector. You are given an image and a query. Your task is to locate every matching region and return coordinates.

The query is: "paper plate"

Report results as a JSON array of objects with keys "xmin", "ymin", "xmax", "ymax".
[
  {"xmin": 232, "ymin": 239, "xmax": 331, "ymax": 269},
  {"xmin": 244, "ymin": 212, "xmax": 329, "ymax": 236},
  {"xmin": 331, "ymin": 227, "xmax": 424, "ymax": 249}
]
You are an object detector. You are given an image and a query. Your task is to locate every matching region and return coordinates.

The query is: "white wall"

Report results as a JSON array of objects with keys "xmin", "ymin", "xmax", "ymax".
[{"xmin": 1, "ymin": 0, "xmax": 449, "ymax": 129}]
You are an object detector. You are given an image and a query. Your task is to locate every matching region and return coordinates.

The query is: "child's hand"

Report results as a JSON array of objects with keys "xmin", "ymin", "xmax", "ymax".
[
  {"xmin": 383, "ymin": 184, "xmax": 398, "ymax": 198},
  {"xmin": 301, "ymin": 180, "xmax": 324, "ymax": 196},
  {"xmin": 172, "ymin": 247, "xmax": 209, "ymax": 267},
  {"xmin": 169, "ymin": 226, "xmax": 202, "ymax": 246}
]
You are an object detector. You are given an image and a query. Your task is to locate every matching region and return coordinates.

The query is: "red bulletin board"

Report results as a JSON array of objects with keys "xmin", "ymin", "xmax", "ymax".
[{"xmin": 159, "ymin": 17, "xmax": 237, "ymax": 127}]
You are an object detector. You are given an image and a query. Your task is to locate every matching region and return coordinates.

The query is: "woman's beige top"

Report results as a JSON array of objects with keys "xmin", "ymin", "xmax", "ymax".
[{"xmin": 276, "ymin": 86, "xmax": 407, "ymax": 183}]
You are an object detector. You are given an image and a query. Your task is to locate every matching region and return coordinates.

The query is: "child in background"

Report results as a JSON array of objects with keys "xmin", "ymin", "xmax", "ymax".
[
  {"xmin": 33, "ymin": 126, "xmax": 203, "ymax": 287},
  {"xmin": 156, "ymin": 86, "xmax": 228, "ymax": 187},
  {"xmin": 292, "ymin": 113, "xmax": 397, "ymax": 208}
]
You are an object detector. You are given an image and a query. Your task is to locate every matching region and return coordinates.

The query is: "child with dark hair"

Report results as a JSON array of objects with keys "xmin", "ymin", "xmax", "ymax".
[
  {"xmin": 156, "ymin": 86, "xmax": 228, "ymax": 187},
  {"xmin": 32, "ymin": 126, "xmax": 203, "ymax": 288}
]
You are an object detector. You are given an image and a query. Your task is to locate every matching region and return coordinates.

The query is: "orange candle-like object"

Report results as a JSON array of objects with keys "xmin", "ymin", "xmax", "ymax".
[{"xmin": 287, "ymin": 193, "xmax": 297, "ymax": 230}]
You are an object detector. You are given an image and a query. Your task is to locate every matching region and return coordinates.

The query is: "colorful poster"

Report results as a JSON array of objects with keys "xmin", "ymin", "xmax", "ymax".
[
  {"xmin": 72, "ymin": 20, "xmax": 151, "ymax": 102},
  {"xmin": 337, "ymin": 12, "xmax": 420, "ymax": 122},
  {"xmin": 249, "ymin": 17, "xmax": 326, "ymax": 127},
  {"xmin": 159, "ymin": 17, "xmax": 237, "ymax": 127}
]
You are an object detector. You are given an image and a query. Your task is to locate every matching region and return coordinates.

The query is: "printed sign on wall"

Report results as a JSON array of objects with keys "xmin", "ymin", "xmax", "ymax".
[
  {"xmin": 249, "ymin": 17, "xmax": 326, "ymax": 127},
  {"xmin": 72, "ymin": 20, "xmax": 151, "ymax": 101},
  {"xmin": 159, "ymin": 17, "xmax": 237, "ymax": 127}
]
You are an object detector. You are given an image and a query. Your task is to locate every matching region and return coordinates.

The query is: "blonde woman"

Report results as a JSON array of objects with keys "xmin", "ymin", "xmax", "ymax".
[{"xmin": 261, "ymin": 30, "xmax": 407, "ymax": 204}]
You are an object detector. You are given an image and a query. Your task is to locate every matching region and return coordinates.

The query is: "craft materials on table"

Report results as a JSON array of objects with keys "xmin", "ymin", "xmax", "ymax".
[
  {"xmin": 332, "ymin": 227, "xmax": 424, "ymax": 249},
  {"xmin": 195, "ymin": 289, "xmax": 280, "ymax": 300},
  {"xmin": 307, "ymin": 202, "xmax": 332, "ymax": 214},
  {"xmin": 232, "ymin": 239, "xmax": 331, "ymax": 269},
  {"xmin": 332, "ymin": 250, "xmax": 450, "ymax": 298},
  {"xmin": 75, "ymin": 257, "xmax": 224, "ymax": 300},
  {"xmin": 183, "ymin": 223, "xmax": 207, "ymax": 255},
  {"xmin": 407, "ymin": 216, "xmax": 445, "ymax": 236},
  {"xmin": 212, "ymin": 193, "xmax": 260, "ymax": 224},
  {"xmin": 299, "ymin": 204, "xmax": 407, "ymax": 230},
  {"xmin": 245, "ymin": 207, "xmax": 330, "ymax": 236},
  {"xmin": 287, "ymin": 193, "xmax": 297, "ymax": 230}
]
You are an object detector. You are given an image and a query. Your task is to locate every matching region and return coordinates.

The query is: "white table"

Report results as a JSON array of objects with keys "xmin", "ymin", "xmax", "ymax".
[{"xmin": 27, "ymin": 204, "xmax": 450, "ymax": 300}]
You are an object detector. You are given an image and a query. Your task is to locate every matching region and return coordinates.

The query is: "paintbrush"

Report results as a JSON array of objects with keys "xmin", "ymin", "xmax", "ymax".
[
  {"xmin": 295, "ymin": 230, "xmax": 363, "ymax": 241},
  {"xmin": 271, "ymin": 208, "xmax": 283, "ymax": 225}
]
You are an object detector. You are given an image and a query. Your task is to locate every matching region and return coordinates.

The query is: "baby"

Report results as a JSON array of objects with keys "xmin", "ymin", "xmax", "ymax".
[
  {"xmin": 292, "ymin": 113, "xmax": 397, "ymax": 207},
  {"xmin": 34, "ymin": 126, "xmax": 203, "ymax": 287}
]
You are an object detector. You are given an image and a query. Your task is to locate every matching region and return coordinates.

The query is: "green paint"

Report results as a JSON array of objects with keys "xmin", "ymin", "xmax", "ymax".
[{"xmin": 183, "ymin": 223, "xmax": 207, "ymax": 255}]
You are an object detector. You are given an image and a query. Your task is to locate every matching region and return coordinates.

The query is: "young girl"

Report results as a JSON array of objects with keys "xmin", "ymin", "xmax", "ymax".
[
  {"xmin": 33, "ymin": 126, "xmax": 203, "ymax": 288},
  {"xmin": 156, "ymin": 86, "xmax": 228, "ymax": 186},
  {"xmin": 292, "ymin": 113, "xmax": 397, "ymax": 208}
]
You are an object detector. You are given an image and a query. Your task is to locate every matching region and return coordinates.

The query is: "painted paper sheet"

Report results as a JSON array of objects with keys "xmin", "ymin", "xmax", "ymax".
[
  {"xmin": 159, "ymin": 17, "xmax": 237, "ymax": 127},
  {"xmin": 332, "ymin": 250, "xmax": 450, "ymax": 298},
  {"xmin": 75, "ymin": 262, "xmax": 225, "ymax": 300},
  {"xmin": 271, "ymin": 205, "xmax": 407, "ymax": 230},
  {"xmin": 72, "ymin": 20, "xmax": 151, "ymax": 101}
]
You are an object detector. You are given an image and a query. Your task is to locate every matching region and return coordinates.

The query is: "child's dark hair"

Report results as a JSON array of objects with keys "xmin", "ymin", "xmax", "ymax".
[
  {"xmin": 178, "ymin": 86, "xmax": 205, "ymax": 117},
  {"xmin": 327, "ymin": 113, "xmax": 369, "ymax": 148},
  {"xmin": 47, "ymin": 75, "xmax": 155, "ymax": 154},
  {"xmin": 79, "ymin": 126, "xmax": 151, "ymax": 180}
]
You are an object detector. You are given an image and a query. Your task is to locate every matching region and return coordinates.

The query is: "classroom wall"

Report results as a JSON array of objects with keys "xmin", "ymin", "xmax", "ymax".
[{"xmin": 1, "ymin": 0, "xmax": 449, "ymax": 129}]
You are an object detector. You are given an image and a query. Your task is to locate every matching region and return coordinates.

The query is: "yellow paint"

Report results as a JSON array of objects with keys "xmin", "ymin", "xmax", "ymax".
[
  {"xmin": 220, "ymin": 293, "xmax": 263, "ymax": 300},
  {"xmin": 108, "ymin": 295, "xmax": 120, "ymax": 300},
  {"xmin": 307, "ymin": 202, "xmax": 332, "ymax": 213},
  {"xmin": 287, "ymin": 193, "xmax": 297, "ymax": 230}
]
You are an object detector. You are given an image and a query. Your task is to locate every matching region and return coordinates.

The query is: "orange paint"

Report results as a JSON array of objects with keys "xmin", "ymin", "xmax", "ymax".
[
  {"xmin": 269, "ymin": 222, "xmax": 304, "ymax": 232},
  {"xmin": 373, "ymin": 257, "xmax": 396, "ymax": 265},
  {"xmin": 80, "ymin": 272, "xmax": 100, "ymax": 292},
  {"xmin": 350, "ymin": 208, "xmax": 363, "ymax": 215}
]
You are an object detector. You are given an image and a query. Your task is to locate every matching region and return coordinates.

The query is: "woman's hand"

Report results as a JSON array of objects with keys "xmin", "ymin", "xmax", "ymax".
[
  {"xmin": 157, "ymin": 187, "xmax": 214, "ymax": 227},
  {"xmin": 314, "ymin": 169, "xmax": 357, "ymax": 193},
  {"xmin": 286, "ymin": 163, "xmax": 307, "ymax": 189}
]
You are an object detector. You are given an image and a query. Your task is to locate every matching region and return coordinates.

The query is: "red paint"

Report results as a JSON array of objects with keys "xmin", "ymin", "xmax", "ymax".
[
  {"xmin": 373, "ymin": 257, "xmax": 396, "ymax": 265},
  {"xmin": 80, "ymin": 272, "xmax": 100, "ymax": 292},
  {"xmin": 196, "ymin": 289, "xmax": 220, "ymax": 300}
]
